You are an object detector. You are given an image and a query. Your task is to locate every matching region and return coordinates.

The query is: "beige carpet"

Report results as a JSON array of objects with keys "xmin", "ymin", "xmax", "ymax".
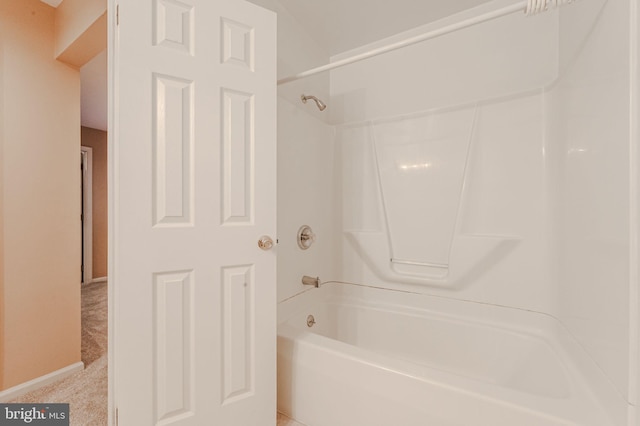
[{"xmin": 11, "ymin": 281, "xmax": 108, "ymax": 425}]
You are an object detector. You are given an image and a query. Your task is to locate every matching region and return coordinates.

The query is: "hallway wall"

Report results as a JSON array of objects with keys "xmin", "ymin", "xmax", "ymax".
[{"xmin": 0, "ymin": 0, "xmax": 81, "ymax": 390}]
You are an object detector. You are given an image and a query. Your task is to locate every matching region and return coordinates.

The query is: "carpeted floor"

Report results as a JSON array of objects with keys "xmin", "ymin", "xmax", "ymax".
[{"xmin": 10, "ymin": 281, "xmax": 108, "ymax": 425}]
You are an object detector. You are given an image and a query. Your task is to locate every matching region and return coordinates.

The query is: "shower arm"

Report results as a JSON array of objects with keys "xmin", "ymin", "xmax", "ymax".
[{"xmin": 301, "ymin": 94, "xmax": 327, "ymax": 111}]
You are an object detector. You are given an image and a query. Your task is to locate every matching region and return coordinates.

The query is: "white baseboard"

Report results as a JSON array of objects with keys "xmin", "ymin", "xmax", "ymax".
[
  {"xmin": 90, "ymin": 276, "xmax": 107, "ymax": 284},
  {"xmin": 0, "ymin": 361, "xmax": 84, "ymax": 402}
]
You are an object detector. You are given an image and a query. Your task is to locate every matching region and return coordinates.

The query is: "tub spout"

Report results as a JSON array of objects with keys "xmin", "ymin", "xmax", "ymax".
[{"xmin": 302, "ymin": 275, "xmax": 320, "ymax": 288}]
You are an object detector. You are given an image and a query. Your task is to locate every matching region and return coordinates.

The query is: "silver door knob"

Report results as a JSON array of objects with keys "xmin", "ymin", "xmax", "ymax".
[{"xmin": 258, "ymin": 236, "xmax": 274, "ymax": 250}]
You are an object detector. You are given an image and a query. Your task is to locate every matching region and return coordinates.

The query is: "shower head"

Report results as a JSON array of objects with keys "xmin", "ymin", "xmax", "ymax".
[{"xmin": 301, "ymin": 94, "xmax": 327, "ymax": 111}]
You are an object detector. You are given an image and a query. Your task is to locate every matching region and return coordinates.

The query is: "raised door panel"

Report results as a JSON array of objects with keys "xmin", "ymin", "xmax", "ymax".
[{"xmin": 113, "ymin": 0, "xmax": 276, "ymax": 424}]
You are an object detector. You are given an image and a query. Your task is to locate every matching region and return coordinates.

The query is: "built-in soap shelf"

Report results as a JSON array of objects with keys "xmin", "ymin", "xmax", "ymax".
[
  {"xmin": 345, "ymin": 230, "xmax": 520, "ymax": 288},
  {"xmin": 390, "ymin": 258, "xmax": 449, "ymax": 279}
]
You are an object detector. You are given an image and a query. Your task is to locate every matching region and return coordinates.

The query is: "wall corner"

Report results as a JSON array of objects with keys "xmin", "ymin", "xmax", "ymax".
[{"xmin": 55, "ymin": 0, "xmax": 107, "ymax": 68}]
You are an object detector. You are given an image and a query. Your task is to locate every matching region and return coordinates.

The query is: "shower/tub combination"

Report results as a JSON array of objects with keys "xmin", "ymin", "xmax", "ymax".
[{"xmin": 260, "ymin": 0, "xmax": 640, "ymax": 424}]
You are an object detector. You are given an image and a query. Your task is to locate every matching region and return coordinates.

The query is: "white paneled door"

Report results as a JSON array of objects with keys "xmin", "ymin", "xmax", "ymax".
[{"xmin": 110, "ymin": 0, "xmax": 276, "ymax": 424}]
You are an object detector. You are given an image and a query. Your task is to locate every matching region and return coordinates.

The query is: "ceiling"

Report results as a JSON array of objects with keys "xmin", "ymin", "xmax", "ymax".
[
  {"xmin": 275, "ymin": 0, "xmax": 494, "ymax": 55},
  {"xmin": 42, "ymin": 0, "xmax": 495, "ymax": 131}
]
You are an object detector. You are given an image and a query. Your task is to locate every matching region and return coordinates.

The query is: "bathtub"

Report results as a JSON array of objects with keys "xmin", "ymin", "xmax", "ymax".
[{"xmin": 277, "ymin": 283, "xmax": 619, "ymax": 426}]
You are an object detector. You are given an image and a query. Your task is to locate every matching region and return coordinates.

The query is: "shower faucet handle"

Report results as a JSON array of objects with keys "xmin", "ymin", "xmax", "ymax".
[{"xmin": 297, "ymin": 225, "xmax": 316, "ymax": 250}]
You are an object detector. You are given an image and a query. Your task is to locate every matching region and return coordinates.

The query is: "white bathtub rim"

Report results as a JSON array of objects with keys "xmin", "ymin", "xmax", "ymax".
[
  {"xmin": 278, "ymin": 282, "xmax": 624, "ymax": 424},
  {"xmin": 279, "ymin": 324, "xmax": 612, "ymax": 425},
  {"xmin": 280, "ymin": 323, "xmax": 563, "ymax": 403}
]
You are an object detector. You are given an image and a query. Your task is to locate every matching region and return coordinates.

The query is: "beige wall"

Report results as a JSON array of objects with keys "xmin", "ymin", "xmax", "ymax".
[
  {"xmin": 81, "ymin": 127, "xmax": 107, "ymax": 279},
  {"xmin": 0, "ymin": 0, "xmax": 81, "ymax": 390},
  {"xmin": 0, "ymin": 21, "xmax": 5, "ymax": 388}
]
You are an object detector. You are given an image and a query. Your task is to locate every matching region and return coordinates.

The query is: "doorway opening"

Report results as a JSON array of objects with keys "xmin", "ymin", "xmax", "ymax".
[{"xmin": 81, "ymin": 146, "xmax": 92, "ymax": 284}]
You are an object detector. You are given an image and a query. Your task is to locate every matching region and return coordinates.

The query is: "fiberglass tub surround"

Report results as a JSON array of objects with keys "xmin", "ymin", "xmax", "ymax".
[
  {"xmin": 278, "ymin": 284, "xmax": 613, "ymax": 426},
  {"xmin": 271, "ymin": 0, "xmax": 636, "ymax": 424}
]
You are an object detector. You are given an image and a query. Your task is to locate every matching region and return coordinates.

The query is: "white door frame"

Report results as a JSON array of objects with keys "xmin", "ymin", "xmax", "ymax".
[{"xmin": 81, "ymin": 146, "xmax": 93, "ymax": 285}]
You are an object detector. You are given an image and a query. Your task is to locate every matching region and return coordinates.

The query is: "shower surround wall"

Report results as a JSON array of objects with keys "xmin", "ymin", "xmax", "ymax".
[
  {"xmin": 270, "ymin": 0, "xmax": 639, "ymax": 422},
  {"xmin": 330, "ymin": 0, "xmax": 559, "ymax": 316},
  {"xmin": 277, "ymin": 99, "xmax": 337, "ymax": 302},
  {"xmin": 550, "ymin": 0, "xmax": 632, "ymax": 409},
  {"xmin": 327, "ymin": 0, "xmax": 632, "ymax": 422},
  {"xmin": 249, "ymin": 0, "xmax": 337, "ymax": 303}
]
